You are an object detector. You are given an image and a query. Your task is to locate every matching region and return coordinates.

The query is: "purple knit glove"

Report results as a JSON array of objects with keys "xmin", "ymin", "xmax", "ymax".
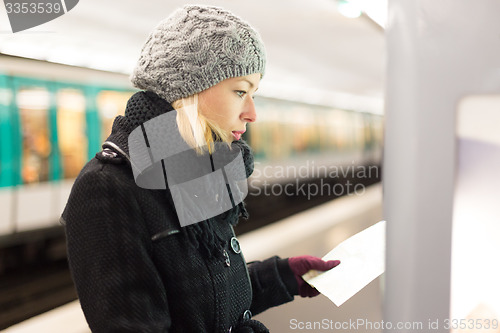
[{"xmin": 288, "ymin": 255, "xmax": 341, "ymax": 297}]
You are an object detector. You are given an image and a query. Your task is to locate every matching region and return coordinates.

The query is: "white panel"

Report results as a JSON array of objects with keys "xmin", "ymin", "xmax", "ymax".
[
  {"xmin": 0, "ymin": 188, "xmax": 14, "ymax": 236},
  {"xmin": 385, "ymin": 1, "xmax": 500, "ymax": 332},
  {"xmin": 452, "ymin": 96, "xmax": 500, "ymax": 321},
  {"xmin": 16, "ymin": 182, "xmax": 55, "ymax": 231},
  {"xmin": 457, "ymin": 95, "xmax": 500, "ymax": 146}
]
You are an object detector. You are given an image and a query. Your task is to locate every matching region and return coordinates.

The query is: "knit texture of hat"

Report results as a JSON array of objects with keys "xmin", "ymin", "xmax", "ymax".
[{"xmin": 130, "ymin": 5, "xmax": 266, "ymax": 103}]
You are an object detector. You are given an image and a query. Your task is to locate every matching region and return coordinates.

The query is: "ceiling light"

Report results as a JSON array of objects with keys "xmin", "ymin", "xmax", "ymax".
[{"xmin": 337, "ymin": 0, "xmax": 362, "ymax": 18}]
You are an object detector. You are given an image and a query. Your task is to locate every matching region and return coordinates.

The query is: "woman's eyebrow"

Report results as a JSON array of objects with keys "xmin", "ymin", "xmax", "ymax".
[
  {"xmin": 237, "ymin": 78, "xmax": 255, "ymax": 88},
  {"xmin": 236, "ymin": 78, "xmax": 259, "ymax": 92}
]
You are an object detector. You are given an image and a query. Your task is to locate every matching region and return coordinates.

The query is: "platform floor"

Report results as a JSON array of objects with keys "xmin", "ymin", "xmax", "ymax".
[{"xmin": 4, "ymin": 184, "xmax": 383, "ymax": 333}]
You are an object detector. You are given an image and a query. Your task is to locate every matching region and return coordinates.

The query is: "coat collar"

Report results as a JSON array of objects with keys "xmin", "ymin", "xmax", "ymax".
[
  {"xmin": 103, "ymin": 90, "xmax": 175, "ymax": 160},
  {"xmin": 102, "ymin": 90, "xmax": 255, "ymax": 180},
  {"xmin": 100, "ymin": 90, "xmax": 254, "ymax": 228}
]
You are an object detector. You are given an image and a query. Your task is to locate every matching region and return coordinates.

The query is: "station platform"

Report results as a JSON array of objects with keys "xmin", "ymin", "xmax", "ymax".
[{"xmin": 4, "ymin": 184, "xmax": 383, "ymax": 333}]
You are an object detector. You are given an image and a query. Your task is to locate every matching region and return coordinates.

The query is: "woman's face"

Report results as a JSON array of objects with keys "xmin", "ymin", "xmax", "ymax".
[{"xmin": 198, "ymin": 73, "xmax": 260, "ymax": 141}]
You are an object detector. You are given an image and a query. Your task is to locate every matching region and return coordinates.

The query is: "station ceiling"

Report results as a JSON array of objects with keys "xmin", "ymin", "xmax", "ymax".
[{"xmin": 0, "ymin": 0, "xmax": 385, "ymax": 112}]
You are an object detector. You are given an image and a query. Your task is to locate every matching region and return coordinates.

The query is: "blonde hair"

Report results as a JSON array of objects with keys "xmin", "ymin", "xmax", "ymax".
[{"xmin": 172, "ymin": 94, "xmax": 232, "ymax": 155}]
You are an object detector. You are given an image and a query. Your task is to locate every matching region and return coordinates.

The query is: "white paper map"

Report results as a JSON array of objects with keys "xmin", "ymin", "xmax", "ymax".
[{"xmin": 302, "ymin": 220, "xmax": 386, "ymax": 307}]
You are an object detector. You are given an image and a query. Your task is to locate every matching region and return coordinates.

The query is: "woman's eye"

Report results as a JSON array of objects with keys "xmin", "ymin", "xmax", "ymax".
[{"xmin": 235, "ymin": 90, "xmax": 246, "ymax": 98}]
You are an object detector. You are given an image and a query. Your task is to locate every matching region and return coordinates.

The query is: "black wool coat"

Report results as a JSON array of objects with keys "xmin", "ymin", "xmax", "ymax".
[{"xmin": 62, "ymin": 91, "xmax": 299, "ymax": 333}]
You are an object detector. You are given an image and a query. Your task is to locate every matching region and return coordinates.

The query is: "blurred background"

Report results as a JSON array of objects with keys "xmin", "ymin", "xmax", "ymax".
[
  {"xmin": 0, "ymin": 1, "xmax": 386, "ymax": 330},
  {"xmin": 1, "ymin": 0, "xmax": 499, "ymax": 332}
]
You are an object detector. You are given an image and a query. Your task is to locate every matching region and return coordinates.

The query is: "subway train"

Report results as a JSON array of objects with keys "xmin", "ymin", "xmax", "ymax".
[{"xmin": 0, "ymin": 54, "xmax": 383, "ymax": 248}]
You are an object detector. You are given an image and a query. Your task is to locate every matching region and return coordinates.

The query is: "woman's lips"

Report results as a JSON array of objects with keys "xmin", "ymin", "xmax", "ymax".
[{"xmin": 231, "ymin": 130, "xmax": 245, "ymax": 140}]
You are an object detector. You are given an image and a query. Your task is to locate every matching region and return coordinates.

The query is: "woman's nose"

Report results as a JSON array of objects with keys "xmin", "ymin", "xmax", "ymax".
[{"xmin": 241, "ymin": 98, "xmax": 257, "ymax": 123}]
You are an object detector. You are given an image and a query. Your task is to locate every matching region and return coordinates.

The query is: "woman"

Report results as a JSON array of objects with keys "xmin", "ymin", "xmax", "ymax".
[{"xmin": 62, "ymin": 5, "xmax": 340, "ymax": 333}]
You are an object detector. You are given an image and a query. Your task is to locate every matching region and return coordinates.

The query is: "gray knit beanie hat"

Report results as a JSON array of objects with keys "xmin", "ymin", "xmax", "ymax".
[{"xmin": 130, "ymin": 5, "xmax": 266, "ymax": 103}]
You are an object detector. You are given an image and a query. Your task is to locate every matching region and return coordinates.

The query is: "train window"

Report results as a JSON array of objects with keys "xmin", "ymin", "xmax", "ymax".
[
  {"xmin": 57, "ymin": 89, "xmax": 87, "ymax": 179},
  {"xmin": 17, "ymin": 88, "xmax": 51, "ymax": 184},
  {"xmin": 291, "ymin": 106, "xmax": 314, "ymax": 154},
  {"xmin": 97, "ymin": 91, "xmax": 131, "ymax": 143},
  {"xmin": 249, "ymin": 97, "xmax": 270, "ymax": 159},
  {"xmin": 327, "ymin": 110, "xmax": 342, "ymax": 150},
  {"xmin": 352, "ymin": 113, "xmax": 365, "ymax": 150}
]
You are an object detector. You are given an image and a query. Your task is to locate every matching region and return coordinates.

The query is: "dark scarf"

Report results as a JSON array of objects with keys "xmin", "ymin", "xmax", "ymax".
[{"xmin": 104, "ymin": 91, "xmax": 254, "ymax": 260}]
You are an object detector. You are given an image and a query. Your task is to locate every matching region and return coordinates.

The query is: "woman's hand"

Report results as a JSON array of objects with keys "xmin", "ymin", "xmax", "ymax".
[{"xmin": 288, "ymin": 255, "xmax": 341, "ymax": 297}]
